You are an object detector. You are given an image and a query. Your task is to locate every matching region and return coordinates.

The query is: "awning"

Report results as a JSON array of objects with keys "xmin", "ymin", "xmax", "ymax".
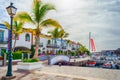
[{"xmin": 14, "ymin": 46, "xmax": 31, "ymax": 53}]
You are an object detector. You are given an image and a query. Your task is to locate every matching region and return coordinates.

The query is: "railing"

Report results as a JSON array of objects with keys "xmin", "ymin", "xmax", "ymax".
[
  {"xmin": 62, "ymin": 46, "xmax": 66, "ymax": 49},
  {"xmin": 46, "ymin": 44, "xmax": 53, "ymax": 48},
  {"xmin": 46, "ymin": 44, "xmax": 59, "ymax": 48},
  {"xmin": 72, "ymin": 47, "xmax": 76, "ymax": 50},
  {"xmin": 33, "ymin": 44, "xmax": 43, "ymax": 47},
  {"xmin": 0, "ymin": 39, "xmax": 8, "ymax": 44}
]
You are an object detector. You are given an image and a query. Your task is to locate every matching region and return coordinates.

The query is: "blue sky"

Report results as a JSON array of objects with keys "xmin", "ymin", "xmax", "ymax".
[{"xmin": 0, "ymin": 0, "xmax": 120, "ymax": 51}]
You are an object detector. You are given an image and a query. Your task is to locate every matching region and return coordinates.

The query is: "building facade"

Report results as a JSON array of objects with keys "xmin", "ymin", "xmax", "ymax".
[
  {"xmin": 0, "ymin": 24, "xmax": 80, "ymax": 55},
  {"xmin": 0, "ymin": 24, "xmax": 8, "ymax": 56}
]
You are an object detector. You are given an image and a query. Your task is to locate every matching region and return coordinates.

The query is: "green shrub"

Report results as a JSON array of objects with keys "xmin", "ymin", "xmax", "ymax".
[
  {"xmin": 30, "ymin": 45, "xmax": 35, "ymax": 58},
  {"xmin": 86, "ymin": 50, "xmax": 90, "ymax": 55},
  {"xmin": 1, "ymin": 49, "xmax": 7, "ymax": 57},
  {"xmin": 22, "ymin": 58, "xmax": 39, "ymax": 63},
  {"xmin": 12, "ymin": 51, "xmax": 22, "ymax": 60},
  {"xmin": 56, "ymin": 51, "xmax": 60, "ymax": 55},
  {"xmin": 63, "ymin": 51, "xmax": 67, "ymax": 55},
  {"xmin": 70, "ymin": 51, "xmax": 76, "ymax": 56}
]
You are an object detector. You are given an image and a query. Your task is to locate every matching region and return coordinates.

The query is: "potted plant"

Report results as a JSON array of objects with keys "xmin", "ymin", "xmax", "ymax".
[{"xmin": 17, "ymin": 58, "xmax": 42, "ymax": 70}]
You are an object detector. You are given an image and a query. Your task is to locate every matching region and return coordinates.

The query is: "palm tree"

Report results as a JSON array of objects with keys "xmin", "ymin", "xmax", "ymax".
[
  {"xmin": 48, "ymin": 28, "xmax": 60, "ymax": 54},
  {"xmin": 3, "ymin": 21, "xmax": 24, "ymax": 52},
  {"xmin": 59, "ymin": 29, "xmax": 69, "ymax": 53},
  {"xmin": 78, "ymin": 45, "xmax": 90, "ymax": 55},
  {"xmin": 66, "ymin": 39, "xmax": 71, "ymax": 55},
  {"xmin": 15, "ymin": 0, "xmax": 62, "ymax": 58}
]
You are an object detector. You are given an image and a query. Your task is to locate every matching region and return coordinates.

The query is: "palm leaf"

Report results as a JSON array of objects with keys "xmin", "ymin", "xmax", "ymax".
[
  {"xmin": 2, "ymin": 21, "xmax": 10, "ymax": 30},
  {"xmin": 41, "ymin": 19, "xmax": 62, "ymax": 29},
  {"xmin": 32, "ymin": 0, "xmax": 41, "ymax": 24},
  {"xmin": 59, "ymin": 29, "xmax": 69, "ymax": 38},
  {"xmin": 38, "ymin": 3, "xmax": 55, "ymax": 21},
  {"xmin": 15, "ymin": 12, "xmax": 34, "ymax": 24},
  {"xmin": 63, "ymin": 33, "xmax": 69, "ymax": 38},
  {"xmin": 13, "ymin": 21, "xmax": 24, "ymax": 34},
  {"xmin": 47, "ymin": 28, "xmax": 60, "ymax": 38}
]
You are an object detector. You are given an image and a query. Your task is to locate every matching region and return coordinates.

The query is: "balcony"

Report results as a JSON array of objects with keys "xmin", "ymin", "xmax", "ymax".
[
  {"xmin": 33, "ymin": 43, "xmax": 43, "ymax": 47},
  {"xmin": 0, "ymin": 39, "xmax": 8, "ymax": 44},
  {"xmin": 39, "ymin": 43, "xmax": 43, "ymax": 47},
  {"xmin": 62, "ymin": 46, "xmax": 66, "ymax": 49},
  {"xmin": 46, "ymin": 44, "xmax": 59, "ymax": 48},
  {"xmin": 46, "ymin": 44, "xmax": 53, "ymax": 48},
  {"xmin": 72, "ymin": 47, "xmax": 76, "ymax": 50}
]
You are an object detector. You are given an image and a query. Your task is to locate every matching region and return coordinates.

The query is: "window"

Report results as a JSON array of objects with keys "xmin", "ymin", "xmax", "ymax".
[
  {"xmin": 0, "ymin": 31, "xmax": 4, "ymax": 42},
  {"xmin": 47, "ymin": 40, "xmax": 51, "ymax": 44},
  {"xmin": 25, "ymin": 34, "xmax": 30, "ymax": 41}
]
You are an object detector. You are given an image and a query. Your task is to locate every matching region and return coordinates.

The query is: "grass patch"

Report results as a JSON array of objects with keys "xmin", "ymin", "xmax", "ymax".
[{"xmin": 22, "ymin": 58, "xmax": 39, "ymax": 63}]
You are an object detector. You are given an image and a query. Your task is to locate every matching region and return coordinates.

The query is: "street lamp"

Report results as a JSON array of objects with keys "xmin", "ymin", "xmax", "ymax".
[{"xmin": 6, "ymin": 2, "xmax": 17, "ymax": 76}]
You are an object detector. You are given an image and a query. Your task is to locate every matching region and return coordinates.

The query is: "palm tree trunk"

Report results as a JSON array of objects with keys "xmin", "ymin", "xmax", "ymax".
[
  {"xmin": 60, "ymin": 38, "xmax": 62, "ymax": 54},
  {"xmin": 33, "ymin": 36, "xmax": 40, "ymax": 59},
  {"xmin": 67, "ymin": 43, "xmax": 68, "ymax": 55},
  {"xmin": 52, "ymin": 38, "xmax": 54, "ymax": 54},
  {"xmin": 54, "ymin": 38, "xmax": 57, "ymax": 54}
]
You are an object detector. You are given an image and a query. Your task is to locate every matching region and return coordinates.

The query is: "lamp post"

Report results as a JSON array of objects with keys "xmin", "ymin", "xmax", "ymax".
[{"xmin": 6, "ymin": 2, "xmax": 17, "ymax": 76}]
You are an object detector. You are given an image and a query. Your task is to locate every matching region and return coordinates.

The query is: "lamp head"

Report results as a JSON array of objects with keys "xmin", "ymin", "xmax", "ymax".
[{"xmin": 6, "ymin": 3, "xmax": 17, "ymax": 17}]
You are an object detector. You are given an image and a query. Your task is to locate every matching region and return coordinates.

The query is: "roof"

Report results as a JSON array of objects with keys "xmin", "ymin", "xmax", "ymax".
[
  {"xmin": 23, "ymin": 28, "xmax": 52, "ymax": 39},
  {"xmin": 0, "ymin": 24, "xmax": 7, "ymax": 29},
  {"xmin": 14, "ymin": 46, "xmax": 31, "ymax": 53}
]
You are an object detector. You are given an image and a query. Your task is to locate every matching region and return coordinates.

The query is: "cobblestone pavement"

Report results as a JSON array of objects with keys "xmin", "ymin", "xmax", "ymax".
[
  {"xmin": 0, "ymin": 59, "xmax": 120, "ymax": 80},
  {"xmin": 0, "ymin": 66, "xmax": 85, "ymax": 80}
]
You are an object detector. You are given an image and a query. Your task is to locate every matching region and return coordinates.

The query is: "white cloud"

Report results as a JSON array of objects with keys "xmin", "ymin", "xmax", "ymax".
[{"xmin": 0, "ymin": 0, "xmax": 120, "ymax": 51}]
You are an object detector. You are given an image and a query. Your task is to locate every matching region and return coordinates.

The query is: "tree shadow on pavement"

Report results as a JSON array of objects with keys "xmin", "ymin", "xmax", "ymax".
[{"xmin": 13, "ymin": 70, "xmax": 31, "ymax": 80}]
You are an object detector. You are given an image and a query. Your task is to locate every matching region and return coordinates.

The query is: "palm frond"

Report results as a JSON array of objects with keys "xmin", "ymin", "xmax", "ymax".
[
  {"xmin": 2, "ymin": 21, "xmax": 10, "ymax": 30},
  {"xmin": 38, "ymin": 3, "xmax": 55, "ymax": 21},
  {"xmin": 15, "ymin": 12, "xmax": 34, "ymax": 24},
  {"xmin": 41, "ymin": 19, "xmax": 62, "ymax": 29},
  {"xmin": 13, "ymin": 21, "xmax": 24, "ymax": 33},
  {"xmin": 32, "ymin": 0, "xmax": 41, "ymax": 24},
  {"xmin": 66, "ymin": 39, "xmax": 71, "ymax": 44},
  {"xmin": 63, "ymin": 33, "xmax": 69, "ymax": 38},
  {"xmin": 47, "ymin": 28, "xmax": 60, "ymax": 38},
  {"xmin": 59, "ymin": 29, "xmax": 69, "ymax": 38}
]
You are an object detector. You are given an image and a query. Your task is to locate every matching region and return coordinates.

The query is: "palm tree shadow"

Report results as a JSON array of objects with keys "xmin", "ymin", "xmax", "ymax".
[{"xmin": 14, "ymin": 70, "xmax": 31, "ymax": 80}]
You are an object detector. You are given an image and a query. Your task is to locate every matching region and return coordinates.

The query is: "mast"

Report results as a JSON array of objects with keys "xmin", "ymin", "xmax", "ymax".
[{"xmin": 89, "ymin": 32, "xmax": 91, "ymax": 52}]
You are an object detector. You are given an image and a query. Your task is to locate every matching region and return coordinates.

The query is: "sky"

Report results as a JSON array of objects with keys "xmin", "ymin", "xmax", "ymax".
[{"xmin": 0, "ymin": 0, "xmax": 120, "ymax": 51}]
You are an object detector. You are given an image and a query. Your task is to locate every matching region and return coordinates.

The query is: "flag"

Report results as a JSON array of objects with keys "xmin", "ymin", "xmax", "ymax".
[{"xmin": 90, "ymin": 38, "xmax": 96, "ymax": 52}]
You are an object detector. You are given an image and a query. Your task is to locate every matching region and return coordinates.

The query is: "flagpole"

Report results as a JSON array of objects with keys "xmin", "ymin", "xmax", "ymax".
[{"xmin": 89, "ymin": 32, "xmax": 91, "ymax": 52}]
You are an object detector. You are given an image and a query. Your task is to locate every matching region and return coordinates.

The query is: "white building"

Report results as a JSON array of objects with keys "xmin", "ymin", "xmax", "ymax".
[
  {"xmin": 0, "ymin": 24, "xmax": 32, "ymax": 56},
  {"xmin": 0, "ymin": 24, "xmax": 8, "ymax": 51},
  {"xmin": 12, "ymin": 32, "xmax": 32, "ymax": 49},
  {"xmin": 0, "ymin": 24, "xmax": 81, "ymax": 55}
]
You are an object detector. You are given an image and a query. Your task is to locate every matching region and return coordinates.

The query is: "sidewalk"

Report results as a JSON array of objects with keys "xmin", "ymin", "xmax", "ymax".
[
  {"xmin": 0, "ymin": 65, "xmax": 85, "ymax": 80},
  {"xmin": 1, "ymin": 59, "xmax": 120, "ymax": 80}
]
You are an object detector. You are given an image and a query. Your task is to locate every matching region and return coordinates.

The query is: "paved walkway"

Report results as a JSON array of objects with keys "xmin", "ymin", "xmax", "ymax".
[
  {"xmin": 1, "ymin": 63, "xmax": 120, "ymax": 80},
  {"xmin": 0, "ymin": 57, "xmax": 120, "ymax": 80},
  {"xmin": 0, "ymin": 65, "xmax": 85, "ymax": 80}
]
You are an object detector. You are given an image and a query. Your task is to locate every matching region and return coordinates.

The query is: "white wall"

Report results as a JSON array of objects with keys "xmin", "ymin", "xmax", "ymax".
[
  {"xmin": 33, "ymin": 36, "xmax": 52, "ymax": 51},
  {"xmin": 12, "ymin": 32, "xmax": 32, "ymax": 49},
  {"xmin": 0, "ymin": 28, "xmax": 8, "ymax": 48},
  {"xmin": 40, "ymin": 37, "xmax": 48, "ymax": 49}
]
